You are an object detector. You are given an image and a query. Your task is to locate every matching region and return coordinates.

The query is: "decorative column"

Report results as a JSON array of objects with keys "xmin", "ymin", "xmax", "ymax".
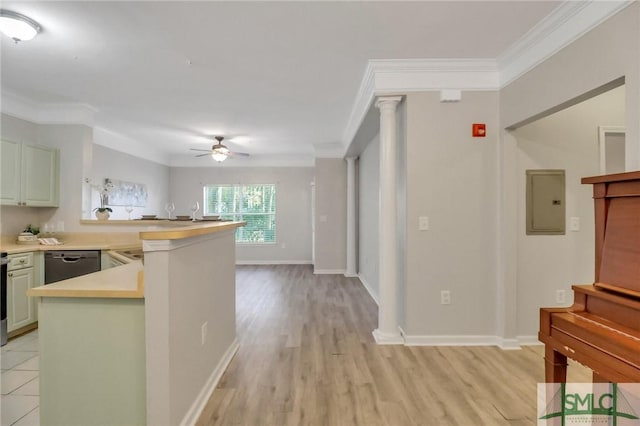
[
  {"xmin": 345, "ymin": 156, "xmax": 358, "ymax": 277},
  {"xmin": 373, "ymin": 95, "xmax": 404, "ymax": 345}
]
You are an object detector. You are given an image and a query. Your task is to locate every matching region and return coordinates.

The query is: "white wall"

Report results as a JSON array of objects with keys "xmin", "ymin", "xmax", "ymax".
[
  {"xmin": 90, "ymin": 144, "xmax": 170, "ymax": 219},
  {"xmin": 313, "ymin": 158, "xmax": 347, "ymax": 273},
  {"xmin": 404, "ymin": 91, "xmax": 499, "ymax": 338},
  {"xmin": 143, "ymin": 229, "xmax": 237, "ymax": 425},
  {"xmin": 498, "ymin": 3, "xmax": 639, "ymax": 343},
  {"xmin": 0, "ymin": 114, "xmax": 93, "ymax": 235},
  {"xmin": 501, "ymin": 3, "xmax": 639, "ymax": 169},
  {"xmin": 358, "ymin": 134, "xmax": 380, "ymax": 300},
  {"xmin": 36, "ymin": 123, "xmax": 93, "ymax": 232},
  {"xmin": 169, "ymin": 167, "xmax": 314, "ymax": 263},
  {"xmin": 513, "ymin": 85, "xmax": 625, "ymax": 337},
  {"xmin": 0, "ymin": 114, "xmax": 171, "ymax": 236}
]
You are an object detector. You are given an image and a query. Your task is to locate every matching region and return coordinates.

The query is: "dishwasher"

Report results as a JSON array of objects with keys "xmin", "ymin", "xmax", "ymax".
[{"xmin": 44, "ymin": 251, "xmax": 101, "ymax": 284}]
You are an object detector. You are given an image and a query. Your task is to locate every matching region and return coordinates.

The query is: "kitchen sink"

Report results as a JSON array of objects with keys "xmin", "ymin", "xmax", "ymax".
[{"xmin": 116, "ymin": 250, "xmax": 144, "ymax": 261}]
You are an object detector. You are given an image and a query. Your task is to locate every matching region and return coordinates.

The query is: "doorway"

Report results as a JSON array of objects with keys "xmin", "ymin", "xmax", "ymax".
[
  {"xmin": 510, "ymin": 84, "xmax": 626, "ymax": 338},
  {"xmin": 598, "ymin": 126, "xmax": 626, "ymax": 174}
]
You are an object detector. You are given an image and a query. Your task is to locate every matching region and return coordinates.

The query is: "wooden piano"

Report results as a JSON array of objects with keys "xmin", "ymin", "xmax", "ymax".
[{"xmin": 539, "ymin": 171, "xmax": 640, "ymax": 383}]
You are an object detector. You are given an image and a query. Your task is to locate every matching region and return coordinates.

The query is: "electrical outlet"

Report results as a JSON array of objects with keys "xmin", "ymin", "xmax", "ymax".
[
  {"xmin": 201, "ymin": 322, "xmax": 208, "ymax": 345},
  {"xmin": 419, "ymin": 216, "xmax": 429, "ymax": 231},
  {"xmin": 556, "ymin": 290, "xmax": 566, "ymax": 305},
  {"xmin": 281, "ymin": 242, "xmax": 286, "ymax": 249},
  {"xmin": 440, "ymin": 290, "xmax": 451, "ymax": 305}
]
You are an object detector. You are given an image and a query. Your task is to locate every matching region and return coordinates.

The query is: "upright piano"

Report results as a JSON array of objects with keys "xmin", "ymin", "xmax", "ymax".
[{"xmin": 539, "ymin": 171, "xmax": 640, "ymax": 383}]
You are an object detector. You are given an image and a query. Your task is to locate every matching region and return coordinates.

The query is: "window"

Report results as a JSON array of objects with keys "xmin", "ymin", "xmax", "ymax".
[{"xmin": 204, "ymin": 184, "xmax": 276, "ymax": 243}]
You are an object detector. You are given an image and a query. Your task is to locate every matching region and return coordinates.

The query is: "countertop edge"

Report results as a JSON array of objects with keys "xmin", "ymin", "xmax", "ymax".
[
  {"xmin": 27, "ymin": 262, "xmax": 144, "ymax": 299},
  {"xmin": 1, "ymin": 243, "xmax": 141, "ymax": 255},
  {"xmin": 139, "ymin": 221, "xmax": 245, "ymax": 240}
]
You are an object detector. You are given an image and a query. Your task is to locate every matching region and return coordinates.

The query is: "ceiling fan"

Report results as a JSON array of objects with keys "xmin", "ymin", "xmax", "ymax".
[{"xmin": 190, "ymin": 136, "xmax": 250, "ymax": 162}]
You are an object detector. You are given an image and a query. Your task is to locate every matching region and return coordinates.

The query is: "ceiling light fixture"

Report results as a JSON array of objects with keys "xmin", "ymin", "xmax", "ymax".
[
  {"xmin": 0, "ymin": 10, "xmax": 41, "ymax": 43},
  {"xmin": 211, "ymin": 147, "xmax": 229, "ymax": 162}
]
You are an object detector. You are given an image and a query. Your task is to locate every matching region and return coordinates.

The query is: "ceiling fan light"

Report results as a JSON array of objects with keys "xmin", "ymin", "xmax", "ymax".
[
  {"xmin": 211, "ymin": 152, "xmax": 228, "ymax": 162},
  {"xmin": 0, "ymin": 10, "xmax": 41, "ymax": 43}
]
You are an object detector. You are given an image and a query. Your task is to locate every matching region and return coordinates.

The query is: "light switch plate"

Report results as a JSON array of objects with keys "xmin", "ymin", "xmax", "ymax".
[
  {"xmin": 569, "ymin": 217, "xmax": 580, "ymax": 231},
  {"xmin": 419, "ymin": 216, "xmax": 429, "ymax": 231}
]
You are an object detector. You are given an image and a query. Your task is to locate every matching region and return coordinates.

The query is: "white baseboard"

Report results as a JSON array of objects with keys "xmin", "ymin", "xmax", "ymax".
[
  {"xmin": 313, "ymin": 269, "xmax": 346, "ymax": 275},
  {"xmin": 179, "ymin": 338, "xmax": 240, "ymax": 426},
  {"xmin": 376, "ymin": 329, "xmax": 538, "ymax": 350},
  {"xmin": 497, "ymin": 338, "xmax": 522, "ymax": 350},
  {"xmin": 372, "ymin": 329, "xmax": 405, "ymax": 345},
  {"xmin": 403, "ymin": 334, "xmax": 500, "ymax": 347},
  {"xmin": 517, "ymin": 335, "xmax": 543, "ymax": 346},
  {"xmin": 357, "ymin": 274, "xmax": 379, "ymax": 305},
  {"xmin": 236, "ymin": 260, "xmax": 312, "ymax": 265}
]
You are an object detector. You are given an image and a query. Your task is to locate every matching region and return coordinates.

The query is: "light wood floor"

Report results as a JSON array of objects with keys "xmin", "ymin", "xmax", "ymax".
[{"xmin": 196, "ymin": 265, "xmax": 589, "ymax": 426}]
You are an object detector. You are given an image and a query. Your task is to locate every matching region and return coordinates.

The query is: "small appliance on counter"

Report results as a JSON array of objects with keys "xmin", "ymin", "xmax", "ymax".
[{"xmin": 1, "ymin": 252, "xmax": 8, "ymax": 346}]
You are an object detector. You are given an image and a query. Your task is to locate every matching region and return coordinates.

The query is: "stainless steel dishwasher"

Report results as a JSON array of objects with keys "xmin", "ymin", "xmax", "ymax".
[{"xmin": 44, "ymin": 251, "xmax": 101, "ymax": 284}]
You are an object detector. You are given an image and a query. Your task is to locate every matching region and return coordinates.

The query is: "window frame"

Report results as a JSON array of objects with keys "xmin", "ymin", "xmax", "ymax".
[{"xmin": 202, "ymin": 183, "xmax": 277, "ymax": 245}]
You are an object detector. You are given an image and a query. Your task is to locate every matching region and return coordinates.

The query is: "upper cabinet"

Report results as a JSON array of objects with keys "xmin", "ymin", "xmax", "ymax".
[{"xmin": 1, "ymin": 140, "xmax": 60, "ymax": 207}]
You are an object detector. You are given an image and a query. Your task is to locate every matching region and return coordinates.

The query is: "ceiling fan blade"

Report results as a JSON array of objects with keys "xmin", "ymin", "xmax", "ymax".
[
  {"xmin": 229, "ymin": 151, "xmax": 250, "ymax": 157},
  {"xmin": 195, "ymin": 153, "xmax": 211, "ymax": 157},
  {"xmin": 190, "ymin": 148, "xmax": 211, "ymax": 152}
]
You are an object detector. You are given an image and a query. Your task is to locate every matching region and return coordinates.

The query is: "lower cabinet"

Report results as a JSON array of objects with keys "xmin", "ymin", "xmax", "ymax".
[{"xmin": 7, "ymin": 252, "xmax": 39, "ymax": 332}]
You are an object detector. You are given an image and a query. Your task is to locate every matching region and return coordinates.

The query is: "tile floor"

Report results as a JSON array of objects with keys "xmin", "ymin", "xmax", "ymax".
[{"xmin": 1, "ymin": 330, "xmax": 40, "ymax": 426}]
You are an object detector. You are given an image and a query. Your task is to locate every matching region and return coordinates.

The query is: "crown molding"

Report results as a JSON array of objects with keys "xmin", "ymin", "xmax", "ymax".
[
  {"xmin": 341, "ymin": 62, "xmax": 377, "ymax": 158},
  {"xmin": 1, "ymin": 90, "xmax": 96, "ymax": 127},
  {"xmin": 342, "ymin": 58, "xmax": 499, "ymax": 151},
  {"xmin": 498, "ymin": 0, "xmax": 635, "ymax": 87},
  {"xmin": 370, "ymin": 59, "xmax": 499, "ymax": 93},
  {"xmin": 342, "ymin": 1, "xmax": 634, "ymax": 154}
]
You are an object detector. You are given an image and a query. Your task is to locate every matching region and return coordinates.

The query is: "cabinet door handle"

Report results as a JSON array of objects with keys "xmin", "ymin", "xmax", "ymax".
[
  {"xmin": 8, "ymin": 272, "xmax": 13, "ymax": 277},
  {"xmin": 19, "ymin": 259, "xmax": 26, "ymax": 263}
]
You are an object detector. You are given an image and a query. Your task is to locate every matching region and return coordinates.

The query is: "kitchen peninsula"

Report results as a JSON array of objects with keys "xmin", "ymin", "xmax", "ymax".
[{"xmin": 27, "ymin": 220, "xmax": 245, "ymax": 426}]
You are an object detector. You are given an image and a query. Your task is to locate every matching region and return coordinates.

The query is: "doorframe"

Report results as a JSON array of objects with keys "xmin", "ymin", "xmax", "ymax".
[{"xmin": 598, "ymin": 125, "xmax": 626, "ymax": 174}]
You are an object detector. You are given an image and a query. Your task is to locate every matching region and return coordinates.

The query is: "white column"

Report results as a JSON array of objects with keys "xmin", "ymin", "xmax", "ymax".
[
  {"xmin": 345, "ymin": 156, "xmax": 357, "ymax": 277},
  {"xmin": 373, "ymin": 95, "xmax": 404, "ymax": 345}
]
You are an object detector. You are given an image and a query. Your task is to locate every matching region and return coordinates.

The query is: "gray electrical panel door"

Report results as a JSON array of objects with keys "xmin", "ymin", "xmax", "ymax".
[{"xmin": 526, "ymin": 170, "xmax": 565, "ymax": 235}]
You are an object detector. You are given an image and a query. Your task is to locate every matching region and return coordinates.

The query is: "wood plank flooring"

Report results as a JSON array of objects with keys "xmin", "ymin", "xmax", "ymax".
[{"xmin": 196, "ymin": 265, "xmax": 589, "ymax": 426}]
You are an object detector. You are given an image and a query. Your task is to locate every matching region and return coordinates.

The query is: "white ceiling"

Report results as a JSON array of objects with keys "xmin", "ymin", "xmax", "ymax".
[{"xmin": 0, "ymin": 1, "xmax": 564, "ymax": 166}]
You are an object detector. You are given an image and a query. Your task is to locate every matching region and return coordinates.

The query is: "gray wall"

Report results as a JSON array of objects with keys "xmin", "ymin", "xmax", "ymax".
[
  {"xmin": 169, "ymin": 166, "xmax": 314, "ymax": 263},
  {"xmin": 91, "ymin": 144, "xmax": 170, "ymax": 219},
  {"xmin": 358, "ymin": 134, "xmax": 379, "ymax": 300},
  {"xmin": 313, "ymin": 158, "xmax": 347, "ymax": 273},
  {"xmin": 404, "ymin": 91, "xmax": 500, "ymax": 337},
  {"xmin": 513, "ymin": 85, "xmax": 625, "ymax": 337}
]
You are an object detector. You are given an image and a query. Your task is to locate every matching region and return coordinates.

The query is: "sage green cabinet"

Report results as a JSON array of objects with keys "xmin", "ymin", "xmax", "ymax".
[
  {"xmin": 7, "ymin": 252, "xmax": 39, "ymax": 332},
  {"xmin": 1, "ymin": 140, "xmax": 60, "ymax": 207}
]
